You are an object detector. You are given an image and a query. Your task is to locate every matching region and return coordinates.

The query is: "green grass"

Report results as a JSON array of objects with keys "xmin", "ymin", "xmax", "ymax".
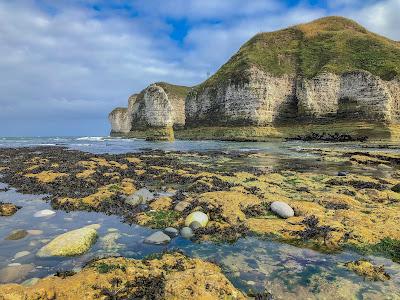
[
  {"xmin": 194, "ymin": 16, "xmax": 400, "ymax": 94},
  {"xmin": 155, "ymin": 82, "xmax": 191, "ymax": 99}
]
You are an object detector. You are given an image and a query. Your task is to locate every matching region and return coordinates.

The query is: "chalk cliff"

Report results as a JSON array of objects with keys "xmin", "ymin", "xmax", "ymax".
[
  {"xmin": 185, "ymin": 17, "xmax": 400, "ymax": 128},
  {"xmin": 109, "ymin": 82, "xmax": 190, "ymax": 135},
  {"xmin": 110, "ymin": 16, "xmax": 400, "ymax": 140}
]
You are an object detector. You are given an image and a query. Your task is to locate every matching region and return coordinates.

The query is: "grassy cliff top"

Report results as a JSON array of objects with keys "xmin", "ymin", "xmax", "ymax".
[
  {"xmin": 155, "ymin": 82, "xmax": 191, "ymax": 99},
  {"xmin": 197, "ymin": 16, "xmax": 400, "ymax": 91}
]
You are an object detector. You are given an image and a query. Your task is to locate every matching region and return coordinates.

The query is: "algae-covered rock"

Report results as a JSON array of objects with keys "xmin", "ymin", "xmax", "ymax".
[
  {"xmin": 36, "ymin": 225, "xmax": 99, "ymax": 257},
  {"xmin": 0, "ymin": 202, "xmax": 21, "ymax": 216},
  {"xmin": 0, "ymin": 253, "xmax": 245, "ymax": 299},
  {"xmin": 184, "ymin": 211, "xmax": 208, "ymax": 228},
  {"xmin": 5, "ymin": 230, "xmax": 28, "ymax": 241},
  {"xmin": 345, "ymin": 260, "xmax": 390, "ymax": 281}
]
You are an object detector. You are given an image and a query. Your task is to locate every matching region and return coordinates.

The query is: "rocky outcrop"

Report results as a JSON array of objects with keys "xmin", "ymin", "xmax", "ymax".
[{"xmin": 109, "ymin": 83, "xmax": 189, "ymax": 135}]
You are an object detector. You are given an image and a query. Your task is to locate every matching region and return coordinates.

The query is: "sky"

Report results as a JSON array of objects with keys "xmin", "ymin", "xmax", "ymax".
[{"xmin": 1, "ymin": 0, "xmax": 399, "ymax": 136}]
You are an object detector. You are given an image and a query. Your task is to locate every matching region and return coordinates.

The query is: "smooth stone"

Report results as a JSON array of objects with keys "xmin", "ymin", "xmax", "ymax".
[
  {"xmin": 180, "ymin": 227, "xmax": 194, "ymax": 239},
  {"xmin": 21, "ymin": 277, "xmax": 39, "ymax": 287},
  {"xmin": 163, "ymin": 227, "xmax": 179, "ymax": 238},
  {"xmin": 270, "ymin": 201, "xmax": 294, "ymax": 218},
  {"xmin": 189, "ymin": 221, "xmax": 202, "ymax": 230},
  {"xmin": 337, "ymin": 171, "xmax": 348, "ymax": 176},
  {"xmin": 14, "ymin": 251, "xmax": 30, "ymax": 259},
  {"xmin": 8, "ymin": 263, "xmax": 21, "ymax": 267},
  {"xmin": 174, "ymin": 201, "xmax": 191, "ymax": 212},
  {"xmin": 34, "ymin": 209, "xmax": 56, "ymax": 218},
  {"xmin": 143, "ymin": 231, "xmax": 171, "ymax": 245},
  {"xmin": 36, "ymin": 225, "xmax": 99, "ymax": 257},
  {"xmin": 185, "ymin": 211, "xmax": 208, "ymax": 227},
  {"xmin": 27, "ymin": 230, "xmax": 43, "ymax": 236},
  {"xmin": 0, "ymin": 264, "xmax": 34, "ymax": 283},
  {"xmin": 124, "ymin": 188, "xmax": 154, "ymax": 206},
  {"xmin": 6, "ymin": 229, "xmax": 28, "ymax": 240}
]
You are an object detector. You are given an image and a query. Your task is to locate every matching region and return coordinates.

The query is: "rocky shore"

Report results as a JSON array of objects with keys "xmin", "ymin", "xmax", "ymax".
[
  {"xmin": 0, "ymin": 252, "xmax": 244, "ymax": 299},
  {"xmin": 0, "ymin": 146, "xmax": 399, "ymax": 259}
]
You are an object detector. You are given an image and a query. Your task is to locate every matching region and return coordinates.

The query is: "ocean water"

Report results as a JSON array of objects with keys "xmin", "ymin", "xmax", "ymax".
[{"xmin": 0, "ymin": 136, "xmax": 399, "ymax": 298}]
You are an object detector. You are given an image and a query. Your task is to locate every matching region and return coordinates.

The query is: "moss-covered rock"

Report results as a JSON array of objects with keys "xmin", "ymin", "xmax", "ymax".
[
  {"xmin": 36, "ymin": 225, "xmax": 99, "ymax": 257},
  {"xmin": 0, "ymin": 253, "xmax": 245, "ymax": 299}
]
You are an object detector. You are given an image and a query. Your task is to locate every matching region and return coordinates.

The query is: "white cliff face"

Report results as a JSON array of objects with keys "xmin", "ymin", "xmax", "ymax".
[
  {"xmin": 108, "ymin": 108, "xmax": 132, "ymax": 134},
  {"xmin": 109, "ymin": 84, "xmax": 187, "ymax": 134},
  {"xmin": 144, "ymin": 85, "xmax": 174, "ymax": 127},
  {"xmin": 186, "ymin": 67, "xmax": 400, "ymax": 126},
  {"xmin": 186, "ymin": 67, "xmax": 297, "ymax": 126},
  {"xmin": 297, "ymin": 71, "xmax": 399, "ymax": 123}
]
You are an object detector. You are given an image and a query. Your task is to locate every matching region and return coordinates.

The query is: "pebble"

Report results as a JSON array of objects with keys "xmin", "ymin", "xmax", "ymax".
[
  {"xmin": 34, "ymin": 209, "xmax": 56, "ymax": 218},
  {"xmin": 163, "ymin": 227, "xmax": 179, "ymax": 238},
  {"xmin": 14, "ymin": 251, "xmax": 30, "ymax": 259},
  {"xmin": 189, "ymin": 221, "xmax": 202, "ymax": 230},
  {"xmin": 143, "ymin": 231, "xmax": 171, "ymax": 245},
  {"xmin": 27, "ymin": 230, "xmax": 43, "ymax": 236},
  {"xmin": 180, "ymin": 227, "xmax": 194, "ymax": 239},
  {"xmin": 174, "ymin": 201, "xmax": 191, "ymax": 212},
  {"xmin": 270, "ymin": 201, "xmax": 294, "ymax": 218},
  {"xmin": 5, "ymin": 229, "xmax": 28, "ymax": 240}
]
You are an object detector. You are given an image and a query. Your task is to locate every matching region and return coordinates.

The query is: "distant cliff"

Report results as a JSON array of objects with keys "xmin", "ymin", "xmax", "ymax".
[
  {"xmin": 109, "ymin": 16, "xmax": 400, "ymax": 141},
  {"xmin": 109, "ymin": 82, "xmax": 190, "ymax": 140}
]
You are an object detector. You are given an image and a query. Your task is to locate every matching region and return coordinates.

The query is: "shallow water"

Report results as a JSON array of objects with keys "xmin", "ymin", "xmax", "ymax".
[{"xmin": 0, "ymin": 137, "xmax": 400, "ymax": 299}]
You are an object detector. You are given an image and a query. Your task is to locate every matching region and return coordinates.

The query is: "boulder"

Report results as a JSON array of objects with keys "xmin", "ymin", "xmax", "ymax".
[
  {"xmin": 270, "ymin": 201, "xmax": 294, "ymax": 218},
  {"xmin": 36, "ymin": 225, "xmax": 99, "ymax": 257},
  {"xmin": 143, "ymin": 231, "xmax": 171, "ymax": 245},
  {"xmin": 185, "ymin": 211, "xmax": 208, "ymax": 227},
  {"xmin": 124, "ymin": 188, "xmax": 154, "ymax": 206}
]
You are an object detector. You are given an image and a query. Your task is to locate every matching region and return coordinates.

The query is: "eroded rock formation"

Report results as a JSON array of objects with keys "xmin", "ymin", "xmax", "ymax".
[{"xmin": 109, "ymin": 83, "xmax": 189, "ymax": 135}]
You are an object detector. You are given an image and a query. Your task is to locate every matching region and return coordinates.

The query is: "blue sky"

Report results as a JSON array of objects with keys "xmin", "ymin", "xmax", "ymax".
[{"xmin": 1, "ymin": 0, "xmax": 399, "ymax": 136}]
